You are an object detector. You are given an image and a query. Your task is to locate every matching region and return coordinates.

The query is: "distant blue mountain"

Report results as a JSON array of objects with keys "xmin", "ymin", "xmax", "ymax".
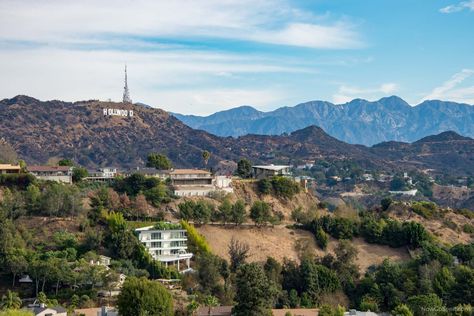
[{"xmin": 172, "ymin": 96, "xmax": 474, "ymax": 146}]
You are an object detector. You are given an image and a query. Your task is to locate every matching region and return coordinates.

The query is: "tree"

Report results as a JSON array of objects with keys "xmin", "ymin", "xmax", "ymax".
[
  {"xmin": 146, "ymin": 153, "xmax": 172, "ymax": 170},
  {"xmin": 58, "ymin": 159, "xmax": 74, "ymax": 166},
  {"xmin": 25, "ymin": 184, "xmax": 41, "ymax": 213},
  {"xmin": 381, "ymin": 197, "xmax": 393, "ymax": 211},
  {"xmin": 236, "ymin": 159, "xmax": 252, "ymax": 179},
  {"xmin": 196, "ymin": 253, "xmax": 223, "ymax": 295},
  {"xmin": 72, "ymin": 167, "xmax": 88, "ymax": 182},
  {"xmin": 315, "ymin": 227, "xmax": 329, "ymax": 250},
  {"xmin": 203, "ymin": 295, "xmax": 218, "ymax": 315},
  {"xmin": 319, "ymin": 304, "xmax": 345, "ymax": 316},
  {"xmin": 407, "ymin": 294, "xmax": 446, "ymax": 316},
  {"xmin": 6, "ymin": 249, "xmax": 28, "ymax": 287},
  {"xmin": 218, "ymin": 198, "xmax": 232, "ymax": 225},
  {"xmin": 0, "ymin": 291, "xmax": 22, "ymax": 310},
  {"xmin": 233, "ymin": 263, "xmax": 277, "ymax": 316},
  {"xmin": 392, "ymin": 304, "xmax": 414, "ymax": 316},
  {"xmin": 390, "ymin": 176, "xmax": 407, "ymax": 191},
  {"xmin": 202, "ymin": 150, "xmax": 211, "ymax": 167},
  {"xmin": 117, "ymin": 277, "xmax": 173, "ymax": 316},
  {"xmin": 186, "ymin": 300, "xmax": 199, "ymax": 316},
  {"xmin": 228, "ymin": 237, "xmax": 250, "ymax": 272},
  {"xmin": 231, "ymin": 200, "xmax": 246, "ymax": 225},
  {"xmin": 133, "ymin": 194, "xmax": 150, "ymax": 219},
  {"xmin": 250, "ymin": 201, "xmax": 271, "ymax": 226}
]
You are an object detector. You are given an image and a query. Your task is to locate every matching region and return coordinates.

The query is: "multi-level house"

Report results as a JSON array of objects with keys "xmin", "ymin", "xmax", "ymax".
[
  {"xmin": 86, "ymin": 167, "xmax": 118, "ymax": 182},
  {"xmin": 135, "ymin": 222, "xmax": 193, "ymax": 272},
  {"xmin": 169, "ymin": 169, "xmax": 215, "ymax": 196},
  {"xmin": 27, "ymin": 165, "xmax": 73, "ymax": 184}
]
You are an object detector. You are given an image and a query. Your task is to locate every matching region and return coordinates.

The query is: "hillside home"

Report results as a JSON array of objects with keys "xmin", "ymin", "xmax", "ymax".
[
  {"xmin": 85, "ymin": 168, "xmax": 118, "ymax": 182},
  {"xmin": 29, "ymin": 305, "xmax": 67, "ymax": 316},
  {"xmin": 389, "ymin": 189, "xmax": 418, "ymax": 196},
  {"xmin": 0, "ymin": 163, "xmax": 21, "ymax": 174},
  {"xmin": 252, "ymin": 165, "xmax": 291, "ymax": 179},
  {"xmin": 125, "ymin": 167, "xmax": 170, "ymax": 179},
  {"xmin": 135, "ymin": 223, "xmax": 193, "ymax": 272},
  {"xmin": 27, "ymin": 165, "xmax": 73, "ymax": 184},
  {"xmin": 169, "ymin": 169, "xmax": 232, "ymax": 196}
]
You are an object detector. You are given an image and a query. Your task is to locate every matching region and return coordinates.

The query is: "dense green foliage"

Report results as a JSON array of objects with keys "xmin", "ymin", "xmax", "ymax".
[
  {"xmin": 236, "ymin": 159, "xmax": 252, "ymax": 178},
  {"xmin": 178, "ymin": 200, "xmax": 214, "ymax": 225},
  {"xmin": 306, "ymin": 214, "xmax": 429, "ymax": 249},
  {"xmin": 249, "ymin": 200, "xmax": 272, "ymax": 226},
  {"xmin": 258, "ymin": 176, "xmax": 300, "ymax": 199},
  {"xmin": 180, "ymin": 220, "xmax": 211, "ymax": 255},
  {"xmin": 117, "ymin": 277, "xmax": 173, "ymax": 316},
  {"xmin": 233, "ymin": 263, "xmax": 277, "ymax": 316},
  {"xmin": 146, "ymin": 153, "xmax": 172, "ymax": 170}
]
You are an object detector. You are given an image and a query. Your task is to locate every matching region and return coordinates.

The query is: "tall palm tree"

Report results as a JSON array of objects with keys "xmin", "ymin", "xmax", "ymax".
[
  {"xmin": 0, "ymin": 290, "xmax": 22, "ymax": 310},
  {"xmin": 202, "ymin": 150, "xmax": 211, "ymax": 168}
]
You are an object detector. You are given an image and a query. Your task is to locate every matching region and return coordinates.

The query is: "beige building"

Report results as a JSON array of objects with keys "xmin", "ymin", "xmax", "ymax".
[
  {"xmin": 28, "ymin": 165, "xmax": 73, "ymax": 184},
  {"xmin": 0, "ymin": 163, "xmax": 21, "ymax": 174}
]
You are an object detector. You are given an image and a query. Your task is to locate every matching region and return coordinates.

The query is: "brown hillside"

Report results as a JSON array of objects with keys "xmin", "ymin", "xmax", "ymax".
[{"xmin": 1, "ymin": 96, "xmax": 474, "ymax": 176}]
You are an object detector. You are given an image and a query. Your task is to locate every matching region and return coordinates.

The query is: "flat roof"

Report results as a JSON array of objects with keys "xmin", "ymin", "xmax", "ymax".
[
  {"xmin": 0, "ymin": 164, "xmax": 21, "ymax": 170},
  {"xmin": 171, "ymin": 169, "xmax": 211, "ymax": 175},
  {"xmin": 28, "ymin": 165, "xmax": 72, "ymax": 172},
  {"xmin": 252, "ymin": 165, "xmax": 290, "ymax": 171}
]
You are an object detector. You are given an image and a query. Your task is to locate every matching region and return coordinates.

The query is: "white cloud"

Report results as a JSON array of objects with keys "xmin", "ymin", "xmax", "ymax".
[
  {"xmin": 421, "ymin": 69, "xmax": 474, "ymax": 104},
  {"xmin": 0, "ymin": 0, "xmax": 362, "ymax": 49},
  {"xmin": 332, "ymin": 83, "xmax": 399, "ymax": 104},
  {"xmin": 439, "ymin": 0, "xmax": 474, "ymax": 13}
]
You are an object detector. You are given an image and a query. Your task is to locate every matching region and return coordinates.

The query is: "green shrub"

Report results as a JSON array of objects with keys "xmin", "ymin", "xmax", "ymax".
[
  {"xmin": 411, "ymin": 201, "xmax": 438, "ymax": 219},
  {"xmin": 180, "ymin": 220, "xmax": 211, "ymax": 255},
  {"xmin": 257, "ymin": 176, "xmax": 300, "ymax": 199},
  {"xmin": 315, "ymin": 227, "xmax": 329, "ymax": 249},
  {"xmin": 0, "ymin": 173, "xmax": 36, "ymax": 189},
  {"xmin": 462, "ymin": 224, "xmax": 474, "ymax": 234}
]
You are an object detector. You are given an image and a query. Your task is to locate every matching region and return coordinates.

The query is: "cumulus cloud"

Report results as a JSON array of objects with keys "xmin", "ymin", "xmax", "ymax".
[
  {"xmin": 421, "ymin": 69, "xmax": 474, "ymax": 104},
  {"xmin": 439, "ymin": 0, "xmax": 474, "ymax": 13},
  {"xmin": 332, "ymin": 83, "xmax": 399, "ymax": 104}
]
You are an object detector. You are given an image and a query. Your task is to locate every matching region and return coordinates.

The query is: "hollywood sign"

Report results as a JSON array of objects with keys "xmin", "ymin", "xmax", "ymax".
[{"xmin": 103, "ymin": 108, "xmax": 134, "ymax": 117}]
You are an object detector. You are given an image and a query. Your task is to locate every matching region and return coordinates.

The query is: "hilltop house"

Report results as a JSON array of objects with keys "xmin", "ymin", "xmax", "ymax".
[
  {"xmin": 85, "ymin": 168, "xmax": 118, "ymax": 182},
  {"xmin": 27, "ymin": 165, "xmax": 73, "ymax": 184},
  {"xmin": 125, "ymin": 167, "xmax": 169, "ymax": 179},
  {"xmin": 28, "ymin": 305, "xmax": 67, "ymax": 316},
  {"xmin": 252, "ymin": 165, "xmax": 291, "ymax": 179},
  {"xmin": 135, "ymin": 223, "xmax": 193, "ymax": 272},
  {"xmin": 0, "ymin": 163, "xmax": 21, "ymax": 174}
]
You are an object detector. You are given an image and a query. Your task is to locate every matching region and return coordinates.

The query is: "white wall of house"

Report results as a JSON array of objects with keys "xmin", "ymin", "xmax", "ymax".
[{"xmin": 33, "ymin": 174, "xmax": 72, "ymax": 184}]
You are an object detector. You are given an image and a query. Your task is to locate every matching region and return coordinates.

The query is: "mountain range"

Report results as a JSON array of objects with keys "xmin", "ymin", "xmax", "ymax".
[
  {"xmin": 173, "ymin": 96, "xmax": 474, "ymax": 146},
  {"xmin": 1, "ymin": 95, "xmax": 473, "ymax": 176}
]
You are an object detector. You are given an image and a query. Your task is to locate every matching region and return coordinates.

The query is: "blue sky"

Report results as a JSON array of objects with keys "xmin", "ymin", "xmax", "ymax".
[{"xmin": 0, "ymin": 0, "xmax": 473, "ymax": 114}]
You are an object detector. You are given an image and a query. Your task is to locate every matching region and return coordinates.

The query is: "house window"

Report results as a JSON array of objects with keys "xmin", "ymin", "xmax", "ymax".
[
  {"xmin": 151, "ymin": 242, "xmax": 162, "ymax": 248},
  {"xmin": 151, "ymin": 232, "xmax": 161, "ymax": 240}
]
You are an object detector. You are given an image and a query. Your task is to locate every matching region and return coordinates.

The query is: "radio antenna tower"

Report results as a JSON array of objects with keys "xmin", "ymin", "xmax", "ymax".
[{"xmin": 122, "ymin": 64, "xmax": 132, "ymax": 103}]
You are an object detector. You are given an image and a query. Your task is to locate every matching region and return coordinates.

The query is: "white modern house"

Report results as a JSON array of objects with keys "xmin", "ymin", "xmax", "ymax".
[
  {"xmin": 135, "ymin": 223, "xmax": 193, "ymax": 272},
  {"xmin": 27, "ymin": 165, "xmax": 73, "ymax": 184},
  {"xmin": 85, "ymin": 168, "xmax": 118, "ymax": 182},
  {"xmin": 252, "ymin": 164, "xmax": 291, "ymax": 179}
]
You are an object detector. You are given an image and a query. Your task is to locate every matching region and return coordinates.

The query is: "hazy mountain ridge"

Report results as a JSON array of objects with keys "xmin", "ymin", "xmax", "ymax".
[
  {"xmin": 173, "ymin": 96, "xmax": 474, "ymax": 145},
  {"xmin": 1, "ymin": 96, "xmax": 473, "ymax": 176}
]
